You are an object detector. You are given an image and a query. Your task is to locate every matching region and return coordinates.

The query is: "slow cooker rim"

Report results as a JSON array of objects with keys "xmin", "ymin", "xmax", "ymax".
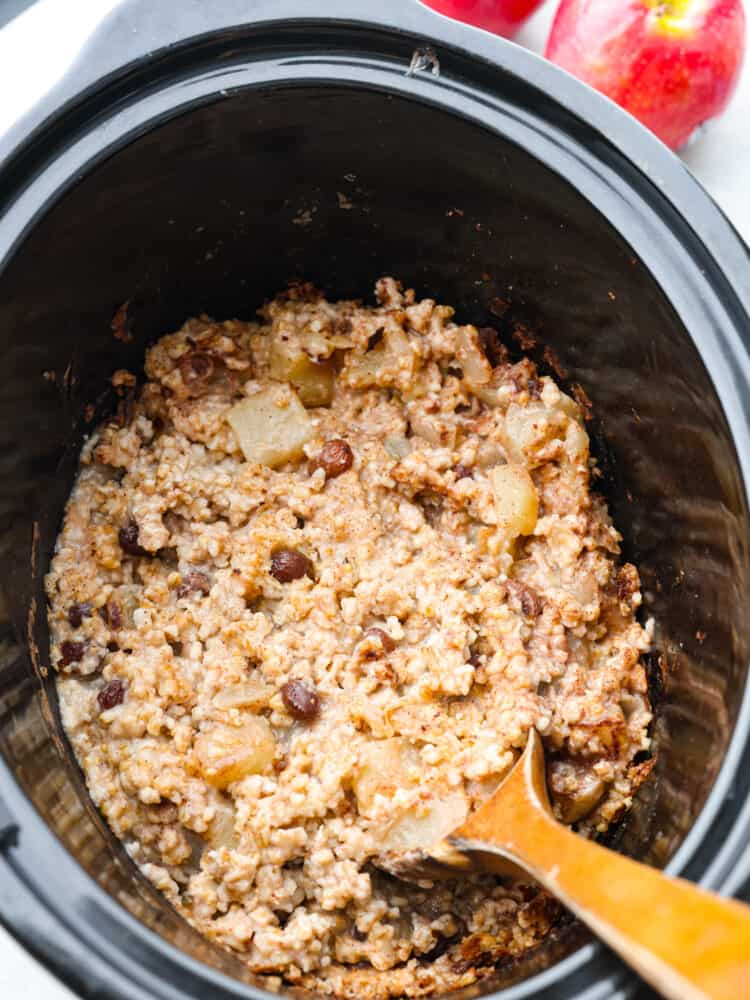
[{"xmin": 1, "ymin": 8, "xmax": 749, "ymax": 1000}]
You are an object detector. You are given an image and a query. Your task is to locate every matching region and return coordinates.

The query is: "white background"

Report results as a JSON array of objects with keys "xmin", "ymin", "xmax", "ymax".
[{"xmin": 0, "ymin": 1, "xmax": 748, "ymax": 997}]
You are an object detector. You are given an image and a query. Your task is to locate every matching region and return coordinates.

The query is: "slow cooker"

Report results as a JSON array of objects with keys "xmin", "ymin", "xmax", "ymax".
[{"xmin": 1, "ymin": 2, "xmax": 749, "ymax": 998}]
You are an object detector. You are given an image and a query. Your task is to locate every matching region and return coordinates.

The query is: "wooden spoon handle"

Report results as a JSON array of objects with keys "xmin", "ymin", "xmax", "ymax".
[{"xmin": 450, "ymin": 734, "xmax": 750, "ymax": 1000}]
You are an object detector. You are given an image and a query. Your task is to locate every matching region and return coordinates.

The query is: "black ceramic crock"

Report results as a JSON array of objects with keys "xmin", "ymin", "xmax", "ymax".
[{"xmin": 1, "ymin": 2, "xmax": 749, "ymax": 998}]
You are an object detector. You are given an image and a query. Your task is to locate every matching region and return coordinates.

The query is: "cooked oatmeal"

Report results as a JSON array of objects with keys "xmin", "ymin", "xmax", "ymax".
[{"xmin": 47, "ymin": 278, "xmax": 653, "ymax": 998}]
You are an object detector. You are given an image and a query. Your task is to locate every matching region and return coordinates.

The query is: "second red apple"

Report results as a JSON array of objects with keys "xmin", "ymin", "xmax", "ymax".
[
  {"xmin": 420, "ymin": 0, "xmax": 545, "ymax": 38},
  {"xmin": 544, "ymin": 0, "xmax": 746, "ymax": 150}
]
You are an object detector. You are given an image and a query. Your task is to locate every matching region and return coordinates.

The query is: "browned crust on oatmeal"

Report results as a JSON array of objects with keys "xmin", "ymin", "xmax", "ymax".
[
  {"xmin": 47, "ymin": 278, "xmax": 653, "ymax": 999},
  {"xmin": 111, "ymin": 300, "xmax": 134, "ymax": 343},
  {"xmin": 570, "ymin": 383, "xmax": 593, "ymax": 422}
]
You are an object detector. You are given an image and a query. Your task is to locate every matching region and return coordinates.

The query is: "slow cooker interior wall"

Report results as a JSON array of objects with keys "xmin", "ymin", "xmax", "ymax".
[{"xmin": 0, "ymin": 85, "xmax": 747, "ymax": 991}]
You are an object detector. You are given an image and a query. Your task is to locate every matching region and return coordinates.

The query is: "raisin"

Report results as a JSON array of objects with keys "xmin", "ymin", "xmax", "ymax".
[
  {"xmin": 281, "ymin": 679, "xmax": 321, "ymax": 720},
  {"xmin": 177, "ymin": 571, "xmax": 211, "ymax": 598},
  {"xmin": 118, "ymin": 520, "xmax": 148, "ymax": 557},
  {"xmin": 362, "ymin": 627, "xmax": 396, "ymax": 655},
  {"xmin": 521, "ymin": 588, "xmax": 543, "ymax": 618},
  {"xmin": 274, "ymin": 754, "xmax": 290, "ymax": 774},
  {"xmin": 453, "ymin": 464, "xmax": 473, "ymax": 481},
  {"xmin": 100, "ymin": 600, "xmax": 123, "ymax": 630},
  {"xmin": 508, "ymin": 581, "xmax": 543, "ymax": 619},
  {"xmin": 179, "ymin": 351, "xmax": 214, "ymax": 382},
  {"xmin": 309, "ymin": 439, "xmax": 354, "ymax": 481},
  {"xmin": 67, "ymin": 603, "xmax": 92, "ymax": 628},
  {"xmin": 98, "ymin": 678, "xmax": 126, "ymax": 711},
  {"xmin": 270, "ymin": 549, "xmax": 312, "ymax": 583},
  {"xmin": 59, "ymin": 640, "xmax": 85, "ymax": 667}
]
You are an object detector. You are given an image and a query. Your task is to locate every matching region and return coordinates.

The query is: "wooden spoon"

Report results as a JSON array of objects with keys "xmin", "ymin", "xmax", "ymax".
[{"xmin": 381, "ymin": 729, "xmax": 750, "ymax": 1000}]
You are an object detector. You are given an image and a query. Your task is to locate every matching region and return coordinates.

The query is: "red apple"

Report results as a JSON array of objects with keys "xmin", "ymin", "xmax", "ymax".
[
  {"xmin": 420, "ymin": 0, "xmax": 546, "ymax": 38},
  {"xmin": 544, "ymin": 0, "xmax": 746, "ymax": 149}
]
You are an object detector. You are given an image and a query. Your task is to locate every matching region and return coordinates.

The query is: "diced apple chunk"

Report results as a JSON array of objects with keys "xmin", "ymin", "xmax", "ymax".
[
  {"xmin": 352, "ymin": 738, "xmax": 420, "ymax": 816},
  {"xmin": 475, "ymin": 438, "xmax": 505, "ymax": 469},
  {"xmin": 227, "ymin": 383, "xmax": 313, "ymax": 468},
  {"xmin": 547, "ymin": 758, "xmax": 606, "ymax": 824},
  {"xmin": 504, "ymin": 401, "xmax": 589, "ymax": 467},
  {"xmin": 342, "ymin": 327, "xmax": 417, "ymax": 390},
  {"xmin": 195, "ymin": 717, "xmax": 276, "ymax": 788},
  {"xmin": 384, "ymin": 436, "xmax": 411, "ymax": 459},
  {"xmin": 503, "ymin": 403, "xmax": 548, "ymax": 463},
  {"xmin": 382, "ymin": 792, "xmax": 469, "ymax": 852},
  {"xmin": 408, "ymin": 407, "xmax": 457, "ymax": 448},
  {"xmin": 474, "ymin": 372, "xmax": 504, "ymax": 409},
  {"xmin": 268, "ymin": 338, "xmax": 335, "ymax": 407},
  {"xmin": 207, "ymin": 798, "xmax": 238, "ymax": 849},
  {"xmin": 489, "ymin": 464, "xmax": 538, "ymax": 539},
  {"xmin": 455, "ymin": 327, "xmax": 492, "ymax": 387},
  {"xmin": 349, "ymin": 341, "xmax": 388, "ymax": 382},
  {"xmin": 555, "ymin": 390, "xmax": 584, "ymax": 423},
  {"xmin": 270, "ymin": 320, "xmax": 352, "ymax": 362},
  {"xmin": 213, "ymin": 679, "xmax": 274, "ymax": 711}
]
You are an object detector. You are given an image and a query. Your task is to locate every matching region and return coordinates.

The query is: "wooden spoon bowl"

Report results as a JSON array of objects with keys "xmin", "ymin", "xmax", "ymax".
[{"xmin": 380, "ymin": 729, "xmax": 750, "ymax": 1000}]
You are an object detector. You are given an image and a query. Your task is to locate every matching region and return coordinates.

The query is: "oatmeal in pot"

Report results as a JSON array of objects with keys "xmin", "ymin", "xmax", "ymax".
[{"xmin": 47, "ymin": 279, "xmax": 653, "ymax": 998}]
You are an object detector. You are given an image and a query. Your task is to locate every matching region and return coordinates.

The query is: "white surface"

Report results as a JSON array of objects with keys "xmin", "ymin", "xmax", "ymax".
[
  {"xmin": 0, "ymin": 0, "xmax": 120, "ymax": 137},
  {"xmin": 0, "ymin": 2, "xmax": 748, "ymax": 999}
]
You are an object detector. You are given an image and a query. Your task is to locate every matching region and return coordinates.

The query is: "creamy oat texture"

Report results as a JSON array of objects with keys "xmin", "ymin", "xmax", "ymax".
[{"xmin": 47, "ymin": 279, "xmax": 653, "ymax": 998}]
